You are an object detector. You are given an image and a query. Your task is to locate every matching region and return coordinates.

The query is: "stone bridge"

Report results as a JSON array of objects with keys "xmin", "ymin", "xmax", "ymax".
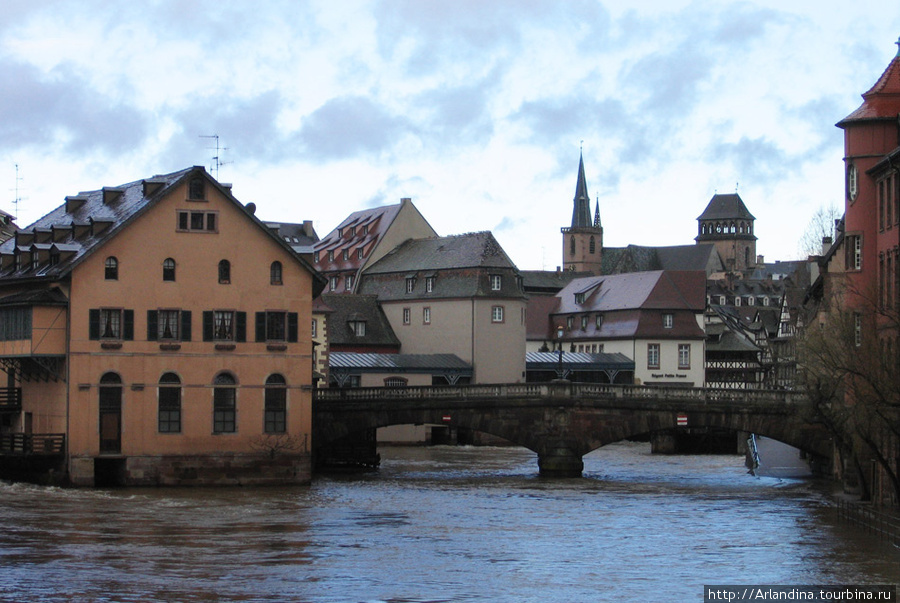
[{"xmin": 313, "ymin": 382, "xmax": 831, "ymax": 476}]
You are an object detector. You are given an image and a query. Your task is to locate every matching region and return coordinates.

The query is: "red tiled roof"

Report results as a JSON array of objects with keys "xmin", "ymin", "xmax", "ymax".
[{"xmin": 839, "ymin": 54, "xmax": 900, "ymax": 124}]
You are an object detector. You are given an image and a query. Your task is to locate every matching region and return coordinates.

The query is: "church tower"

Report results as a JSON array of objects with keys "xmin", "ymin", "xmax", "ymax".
[
  {"xmin": 695, "ymin": 193, "xmax": 757, "ymax": 273},
  {"xmin": 561, "ymin": 153, "xmax": 603, "ymax": 274}
]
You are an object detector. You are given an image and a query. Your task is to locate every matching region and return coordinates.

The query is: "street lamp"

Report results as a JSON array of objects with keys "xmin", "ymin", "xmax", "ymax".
[{"xmin": 556, "ymin": 324, "xmax": 565, "ymax": 380}]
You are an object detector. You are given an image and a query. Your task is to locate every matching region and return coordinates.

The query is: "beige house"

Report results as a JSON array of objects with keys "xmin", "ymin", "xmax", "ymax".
[
  {"xmin": 358, "ymin": 232, "xmax": 527, "ymax": 383},
  {"xmin": 0, "ymin": 167, "xmax": 325, "ymax": 486},
  {"xmin": 536, "ymin": 270, "xmax": 708, "ymax": 387}
]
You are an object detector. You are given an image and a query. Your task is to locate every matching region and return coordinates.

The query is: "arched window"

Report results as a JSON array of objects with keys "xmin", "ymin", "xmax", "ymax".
[
  {"xmin": 213, "ymin": 372, "xmax": 237, "ymax": 433},
  {"xmin": 99, "ymin": 372, "xmax": 122, "ymax": 453},
  {"xmin": 264, "ymin": 374, "xmax": 287, "ymax": 434},
  {"xmin": 105, "ymin": 257, "xmax": 118, "ymax": 280},
  {"xmin": 745, "ymin": 247, "xmax": 750, "ymax": 268},
  {"xmin": 715, "ymin": 223, "xmax": 722, "ymax": 234},
  {"xmin": 569, "ymin": 236, "xmax": 576, "ymax": 256},
  {"xmin": 270, "ymin": 261, "xmax": 283, "ymax": 285},
  {"xmin": 163, "ymin": 258, "xmax": 176, "ymax": 282},
  {"xmin": 158, "ymin": 372, "xmax": 181, "ymax": 433},
  {"xmin": 218, "ymin": 260, "xmax": 231, "ymax": 284},
  {"xmin": 589, "ymin": 236, "xmax": 596, "ymax": 254},
  {"xmin": 739, "ymin": 222, "xmax": 745, "ymax": 234}
]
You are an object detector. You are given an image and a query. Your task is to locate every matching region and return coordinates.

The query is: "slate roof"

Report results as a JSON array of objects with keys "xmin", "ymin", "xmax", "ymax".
[
  {"xmin": 696, "ymin": 193, "xmax": 755, "ymax": 221},
  {"xmin": 600, "ymin": 244, "xmax": 722, "ymax": 276},
  {"xmin": 364, "ymin": 231, "xmax": 517, "ymax": 273},
  {"xmin": 266, "ymin": 221, "xmax": 319, "ymax": 254},
  {"xmin": 0, "ymin": 286, "xmax": 68, "ymax": 307},
  {"xmin": 520, "ymin": 269, "xmax": 593, "ymax": 295},
  {"xmin": 319, "ymin": 294, "xmax": 400, "ymax": 348}
]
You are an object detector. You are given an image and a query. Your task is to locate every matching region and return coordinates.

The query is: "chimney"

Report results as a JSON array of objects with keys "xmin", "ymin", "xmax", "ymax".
[
  {"xmin": 400, "ymin": 197, "xmax": 411, "ymax": 205},
  {"xmin": 756, "ymin": 254, "xmax": 764, "ymax": 265},
  {"xmin": 821, "ymin": 236, "xmax": 833, "ymax": 255}
]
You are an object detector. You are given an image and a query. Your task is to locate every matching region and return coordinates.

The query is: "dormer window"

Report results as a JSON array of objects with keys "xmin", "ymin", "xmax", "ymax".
[
  {"xmin": 350, "ymin": 226, "xmax": 356, "ymax": 237},
  {"xmin": 357, "ymin": 248, "xmax": 364, "ymax": 259},
  {"xmin": 490, "ymin": 275, "xmax": 502, "ymax": 291},
  {"xmin": 425, "ymin": 276, "xmax": 435, "ymax": 293},
  {"xmin": 663, "ymin": 313, "xmax": 673, "ymax": 329},
  {"xmin": 105, "ymin": 257, "xmax": 118, "ymax": 280},
  {"xmin": 342, "ymin": 249, "xmax": 349, "ymax": 261},
  {"xmin": 348, "ymin": 320, "xmax": 366, "ymax": 336},
  {"xmin": 328, "ymin": 250, "xmax": 334, "ymax": 262},
  {"xmin": 595, "ymin": 314, "xmax": 603, "ymax": 328},
  {"xmin": 406, "ymin": 277, "xmax": 416, "ymax": 293},
  {"xmin": 580, "ymin": 315, "xmax": 588, "ymax": 330},
  {"xmin": 566, "ymin": 316, "xmax": 574, "ymax": 330},
  {"xmin": 575, "ymin": 292, "xmax": 586, "ymax": 304}
]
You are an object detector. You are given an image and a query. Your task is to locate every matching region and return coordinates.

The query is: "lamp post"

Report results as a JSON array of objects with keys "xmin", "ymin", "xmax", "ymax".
[{"xmin": 556, "ymin": 325, "xmax": 565, "ymax": 380}]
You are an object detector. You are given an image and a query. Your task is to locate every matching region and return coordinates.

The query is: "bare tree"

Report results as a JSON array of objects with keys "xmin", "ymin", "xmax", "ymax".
[{"xmin": 797, "ymin": 204, "xmax": 841, "ymax": 258}]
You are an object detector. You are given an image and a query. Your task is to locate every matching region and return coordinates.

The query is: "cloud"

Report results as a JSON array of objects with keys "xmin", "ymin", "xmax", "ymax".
[{"xmin": 0, "ymin": 58, "xmax": 148, "ymax": 154}]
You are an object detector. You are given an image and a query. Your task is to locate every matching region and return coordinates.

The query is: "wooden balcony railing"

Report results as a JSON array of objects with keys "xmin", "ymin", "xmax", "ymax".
[
  {"xmin": 0, "ymin": 433, "xmax": 65, "ymax": 456},
  {"xmin": 0, "ymin": 387, "xmax": 22, "ymax": 412}
]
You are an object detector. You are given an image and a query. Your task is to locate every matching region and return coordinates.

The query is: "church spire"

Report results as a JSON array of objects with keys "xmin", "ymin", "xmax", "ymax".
[
  {"xmin": 593, "ymin": 196, "xmax": 601, "ymax": 228},
  {"xmin": 571, "ymin": 151, "xmax": 592, "ymax": 228}
]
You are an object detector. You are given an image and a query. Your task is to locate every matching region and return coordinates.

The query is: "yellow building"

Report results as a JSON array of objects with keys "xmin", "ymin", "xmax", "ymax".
[{"xmin": 0, "ymin": 167, "xmax": 325, "ymax": 486}]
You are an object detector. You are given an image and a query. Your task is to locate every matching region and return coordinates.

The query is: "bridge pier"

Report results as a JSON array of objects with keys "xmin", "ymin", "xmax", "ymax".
[{"xmin": 537, "ymin": 446, "xmax": 584, "ymax": 478}]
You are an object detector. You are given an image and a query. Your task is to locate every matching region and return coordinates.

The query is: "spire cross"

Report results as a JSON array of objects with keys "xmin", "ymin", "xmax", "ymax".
[{"xmin": 896, "ymin": 36, "xmax": 900, "ymax": 57}]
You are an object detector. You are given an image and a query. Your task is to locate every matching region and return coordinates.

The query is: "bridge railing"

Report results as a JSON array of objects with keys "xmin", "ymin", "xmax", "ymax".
[{"xmin": 314, "ymin": 382, "xmax": 799, "ymax": 407}]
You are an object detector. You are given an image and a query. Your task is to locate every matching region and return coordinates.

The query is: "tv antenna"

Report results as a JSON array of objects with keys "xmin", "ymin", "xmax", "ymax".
[
  {"xmin": 199, "ymin": 134, "xmax": 232, "ymax": 180},
  {"xmin": 10, "ymin": 163, "xmax": 25, "ymax": 221}
]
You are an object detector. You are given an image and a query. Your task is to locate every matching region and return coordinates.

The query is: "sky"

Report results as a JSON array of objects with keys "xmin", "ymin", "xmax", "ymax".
[{"xmin": 1, "ymin": 1, "xmax": 899, "ymax": 271}]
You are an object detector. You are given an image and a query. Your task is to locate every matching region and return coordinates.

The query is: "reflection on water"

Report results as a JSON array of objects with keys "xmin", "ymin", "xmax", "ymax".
[{"xmin": 0, "ymin": 442, "xmax": 897, "ymax": 602}]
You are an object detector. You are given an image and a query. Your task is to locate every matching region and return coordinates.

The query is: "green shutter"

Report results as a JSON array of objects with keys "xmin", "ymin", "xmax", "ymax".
[
  {"xmin": 255, "ymin": 312, "xmax": 266, "ymax": 342},
  {"xmin": 202, "ymin": 311, "xmax": 213, "ymax": 341},
  {"xmin": 89, "ymin": 309, "xmax": 100, "ymax": 340},
  {"xmin": 288, "ymin": 312, "xmax": 298, "ymax": 343},
  {"xmin": 181, "ymin": 311, "xmax": 192, "ymax": 342},
  {"xmin": 147, "ymin": 310, "xmax": 158, "ymax": 341},
  {"xmin": 123, "ymin": 310, "xmax": 134, "ymax": 341},
  {"xmin": 236, "ymin": 311, "xmax": 246, "ymax": 342}
]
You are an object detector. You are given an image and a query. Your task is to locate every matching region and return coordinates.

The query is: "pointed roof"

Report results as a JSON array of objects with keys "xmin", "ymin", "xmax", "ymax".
[
  {"xmin": 571, "ymin": 152, "xmax": 593, "ymax": 228},
  {"xmin": 696, "ymin": 193, "xmax": 755, "ymax": 221},
  {"xmin": 838, "ymin": 38, "xmax": 900, "ymax": 126}
]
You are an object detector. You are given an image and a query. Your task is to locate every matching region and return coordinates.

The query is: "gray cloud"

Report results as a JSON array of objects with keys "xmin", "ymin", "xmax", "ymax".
[
  {"xmin": 298, "ymin": 96, "xmax": 412, "ymax": 161},
  {"xmin": 708, "ymin": 136, "xmax": 791, "ymax": 183},
  {"xmin": 0, "ymin": 59, "xmax": 148, "ymax": 154}
]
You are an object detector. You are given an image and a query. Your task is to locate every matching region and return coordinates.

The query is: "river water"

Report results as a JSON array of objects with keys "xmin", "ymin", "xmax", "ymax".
[{"xmin": 0, "ymin": 442, "xmax": 897, "ymax": 602}]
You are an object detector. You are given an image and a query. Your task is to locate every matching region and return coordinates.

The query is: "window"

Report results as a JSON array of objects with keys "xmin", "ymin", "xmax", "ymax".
[
  {"xmin": 425, "ymin": 276, "xmax": 435, "ymax": 293},
  {"xmin": 270, "ymin": 261, "xmax": 283, "ymax": 285},
  {"xmin": 0, "ymin": 308, "xmax": 31, "ymax": 341},
  {"xmin": 491, "ymin": 306, "xmax": 504, "ymax": 323},
  {"xmin": 264, "ymin": 374, "xmax": 287, "ymax": 434},
  {"xmin": 846, "ymin": 234, "xmax": 862, "ymax": 271},
  {"xmin": 158, "ymin": 373, "xmax": 182, "ymax": 433},
  {"xmin": 854, "ymin": 313, "xmax": 862, "ymax": 347},
  {"xmin": 345, "ymin": 275, "xmax": 354, "ymax": 290},
  {"xmin": 663, "ymin": 313, "xmax": 673, "ymax": 329},
  {"xmin": 89, "ymin": 308, "xmax": 134, "ymax": 341},
  {"xmin": 647, "ymin": 344, "xmax": 660, "ymax": 369},
  {"xmin": 213, "ymin": 373, "xmax": 237, "ymax": 433},
  {"xmin": 177, "ymin": 210, "xmax": 217, "ymax": 232},
  {"xmin": 847, "ymin": 163, "xmax": 858, "ymax": 202},
  {"xmin": 314, "ymin": 251, "xmax": 320, "ymax": 263},
  {"xmin": 678, "ymin": 344, "xmax": 691, "ymax": 369},
  {"xmin": 162, "ymin": 258, "xmax": 176, "ymax": 281},
  {"xmin": 342, "ymin": 249, "xmax": 349, "ymax": 261},
  {"xmin": 350, "ymin": 226, "xmax": 356, "ymax": 237},
  {"xmin": 218, "ymin": 259, "xmax": 231, "ymax": 284},
  {"xmin": 406, "ymin": 277, "xmax": 416, "ymax": 293},
  {"xmin": 203, "ymin": 310, "xmax": 246, "ymax": 342},
  {"xmin": 575, "ymin": 292, "xmax": 586, "ymax": 304},
  {"xmin": 566, "ymin": 316, "xmax": 574, "ymax": 330},
  {"xmin": 490, "ymin": 275, "xmax": 502, "ymax": 291},
  {"xmin": 880, "ymin": 181, "xmax": 886, "ymax": 231},
  {"xmin": 147, "ymin": 309, "xmax": 191, "ymax": 342},
  {"xmin": 384, "ymin": 377, "xmax": 408, "ymax": 387},
  {"xmin": 327, "ymin": 250, "xmax": 334, "ymax": 262},
  {"xmin": 570, "ymin": 236, "xmax": 575, "ymax": 256},
  {"xmin": 311, "ymin": 319, "xmax": 318, "ymax": 338},
  {"xmin": 357, "ymin": 248, "xmax": 364, "ymax": 259},
  {"xmin": 589, "ymin": 236, "xmax": 596, "ymax": 254},
  {"xmin": 403, "ymin": 308, "xmax": 411, "ymax": 325},
  {"xmin": 595, "ymin": 315, "xmax": 603, "ymax": 328},
  {"xmin": 349, "ymin": 320, "xmax": 366, "ymax": 336},
  {"xmin": 423, "ymin": 307, "xmax": 431, "ymax": 325},
  {"xmin": 581, "ymin": 315, "xmax": 588, "ymax": 329},
  {"xmin": 330, "ymin": 276, "xmax": 338, "ymax": 291},
  {"xmin": 735, "ymin": 297, "xmax": 741, "ymax": 307},
  {"xmin": 105, "ymin": 257, "xmax": 118, "ymax": 280},
  {"xmin": 188, "ymin": 177, "xmax": 205, "ymax": 200}
]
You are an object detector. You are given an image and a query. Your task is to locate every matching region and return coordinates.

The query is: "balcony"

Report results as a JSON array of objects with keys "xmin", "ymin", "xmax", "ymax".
[
  {"xmin": 0, "ymin": 433, "xmax": 65, "ymax": 456},
  {"xmin": 0, "ymin": 387, "xmax": 22, "ymax": 412}
]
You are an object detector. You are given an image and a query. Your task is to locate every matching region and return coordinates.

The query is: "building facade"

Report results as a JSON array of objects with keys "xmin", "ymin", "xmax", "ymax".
[{"xmin": 0, "ymin": 167, "xmax": 325, "ymax": 486}]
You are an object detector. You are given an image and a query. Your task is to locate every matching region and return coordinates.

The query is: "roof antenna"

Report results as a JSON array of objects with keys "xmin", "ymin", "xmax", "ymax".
[
  {"xmin": 199, "ymin": 134, "xmax": 231, "ymax": 181},
  {"xmin": 735, "ymin": 182, "xmax": 740, "ymax": 193},
  {"xmin": 10, "ymin": 163, "xmax": 24, "ymax": 222}
]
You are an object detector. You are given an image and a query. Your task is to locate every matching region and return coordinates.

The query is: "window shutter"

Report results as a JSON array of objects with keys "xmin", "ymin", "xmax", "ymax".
[
  {"xmin": 181, "ymin": 311, "xmax": 192, "ymax": 342},
  {"xmin": 147, "ymin": 310, "xmax": 158, "ymax": 341},
  {"xmin": 288, "ymin": 312, "xmax": 298, "ymax": 342},
  {"xmin": 120, "ymin": 309, "xmax": 134, "ymax": 341},
  {"xmin": 236, "ymin": 311, "xmax": 247, "ymax": 342},
  {"xmin": 123, "ymin": 310, "xmax": 134, "ymax": 341},
  {"xmin": 202, "ymin": 311, "xmax": 213, "ymax": 341},
  {"xmin": 255, "ymin": 312, "xmax": 266, "ymax": 342},
  {"xmin": 89, "ymin": 309, "xmax": 100, "ymax": 340}
]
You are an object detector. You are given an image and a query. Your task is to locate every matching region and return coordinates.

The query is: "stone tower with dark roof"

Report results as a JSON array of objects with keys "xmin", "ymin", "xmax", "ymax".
[
  {"xmin": 561, "ymin": 153, "xmax": 603, "ymax": 274},
  {"xmin": 695, "ymin": 193, "xmax": 757, "ymax": 273}
]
